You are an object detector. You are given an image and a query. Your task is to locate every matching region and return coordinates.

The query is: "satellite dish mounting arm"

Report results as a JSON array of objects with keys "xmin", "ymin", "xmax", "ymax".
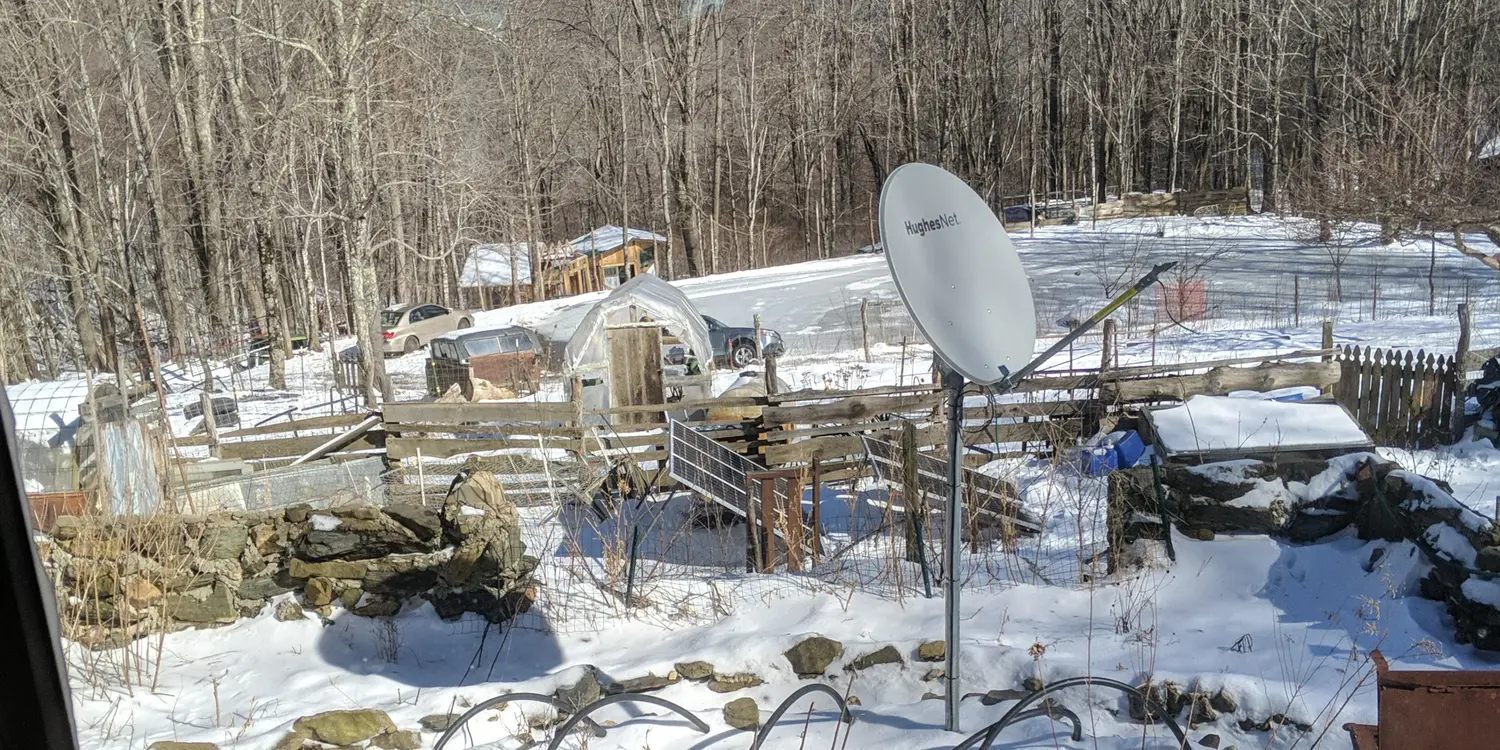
[{"xmin": 995, "ymin": 261, "xmax": 1177, "ymax": 391}]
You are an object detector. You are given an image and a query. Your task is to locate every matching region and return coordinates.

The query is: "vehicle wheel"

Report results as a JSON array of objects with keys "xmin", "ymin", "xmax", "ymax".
[
  {"xmin": 403, "ymin": 336, "xmax": 419, "ymax": 354},
  {"xmin": 731, "ymin": 340, "xmax": 757, "ymax": 368},
  {"xmin": 457, "ymin": 318, "xmax": 473, "ymax": 329}
]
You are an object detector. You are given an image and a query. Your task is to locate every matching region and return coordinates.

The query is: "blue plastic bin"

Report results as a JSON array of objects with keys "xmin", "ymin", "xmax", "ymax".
[
  {"xmin": 1081, "ymin": 447, "xmax": 1118, "ymax": 476},
  {"xmin": 1113, "ymin": 430, "xmax": 1146, "ymax": 468}
]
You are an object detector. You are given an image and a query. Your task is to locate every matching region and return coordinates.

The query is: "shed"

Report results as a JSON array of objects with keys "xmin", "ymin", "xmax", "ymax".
[
  {"xmin": 559, "ymin": 226, "xmax": 665, "ymax": 296},
  {"xmin": 563, "ymin": 274, "xmax": 713, "ymax": 418}
]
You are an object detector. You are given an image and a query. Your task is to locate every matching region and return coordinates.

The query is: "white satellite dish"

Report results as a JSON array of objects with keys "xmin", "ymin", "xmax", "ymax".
[{"xmin": 879, "ymin": 163, "xmax": 1036, "ymax": 386}]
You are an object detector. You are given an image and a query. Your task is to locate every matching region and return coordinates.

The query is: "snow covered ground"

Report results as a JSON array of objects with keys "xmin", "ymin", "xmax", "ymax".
[{"xmin": 62, "ymin": 215, "xmax": 1500, "ymax": 749}]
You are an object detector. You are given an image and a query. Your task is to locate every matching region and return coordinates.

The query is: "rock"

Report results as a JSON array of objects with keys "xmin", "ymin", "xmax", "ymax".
[
  {"xmin": 419, "ymin": 714, "xmax": 459, "ymax": 732},
  {"xmin": 353, "ymin": 597, "xmax": 401, "ymax": 617},
  {"xmin": 708, "ymin": 672, "xmax": 764, "ymax": 693},
  {"xmin": 979, "ymin": 689, "xmax": 1028, "ymax": 706},
  {"xmin": 339, "ymin": 587, "xmax": 364, "ymax": 609},
  {"xmin": 165, "ymin": 585, "xmax": 237, "ymax": 624},
  {"xmin": 425, "ymin": 583, "xmax": 535, "ymax": 624},
  {"xmin": 238, "ymin": 577, "xmax": 294, "ymax": 600},
  {"xmin": 554, "ymin": 665, "xmax": 602, "ymax": 713},
  {"xmin": 441, "ymin": 470, "xmax": 527, "ymax": 581},
  {"xmin": 298, "ymin": 521, "xmax": 433, "ymax": 562},
  {"xmin": 1186, "ymin": 527, "xmax": 1216, "ymax": 541},
  {"xmin": 1209, "ymin": 689, "xmax": 1238, "ymax": 714},
  {"xmin": 166, "ymin": 572, "xmax": 216, "ymax": 593},
  {"xmin": 267, "ymin": 732, "xmax": 311, "ymax": 750},
  {"xmin": 846, "ymin": 695, "xmax": 862, "ymax": 706},
  {"xmin": 122, "ymin": 577, "xmax": 163, "ymax": 607},
  {"xmin": 304, "ymin": 577, "xmax": 335, "ymax": 607},
  {"xmin": 846, "ymin": 645, "xmax": 903, "ymax": 671},
  {"xmin": 200, "ymin": 524, "xmax": 248, "ymax": 560},
  {"xmin": 51, "ymin": 516, "xmax": 86, "ymax": 540},
  {"xmin": 675, "ymin": 660, "xmax": 714, "ymax": 681},
  {"xmin": 1284, "ymin": 509, "xmax": 1354, "ymax": 543},
  {"xmin": 285, "ymin": 505, "xmax": 312, "ymax": 524},
  {"xmin": 723, "ymin": 697, "xmax": 760, "ymax": 731},
  {"xmin": 385, "ymin": 504, "xmax": 443, "ymax": 542},
  {"xmin": 783, "ymin": 635, "xmax": 844, "ymax": 677},
  {"xmin": 274, "ymin": 601, "xmax": 305, "ymax": 622},
  {"xmin": 371, "ymin": 729, "xmax": 421, "ymax": 750},
  {"xmin": 922, "ymin": 692, "xmax": 943, "ymax": 701},
  {"xmin": 147, "ymin": 743, "xmax": 219, "ymax": 750},
  {"xmin": 1189, "ymin": 695, "xmax": 1219, "ymax": 725},
  {"xmin": 608, "ymin": 673, "xmax": 678, "ymax": 694},
  {"xmin": 923, "ymin": 668, "xmax": 945, "ymax": 682},
  {"xmin": 362, "ymin": 569, "xmax": 439, "ymax": 597},
  {"xmin": 292, "ymin": 709, "xmax": 396, "ymax": 746},
  {"xmin": 1022, "ymin": 676, "xmax": 1045, "ymax": 693},
  {"xmin": 70, "ymin": 537, "xmax": 124, "ymax": 559},
  {"xmin": 1199, "ymin": 734, "xmax": 1221, "ymax": 748},
  {"xmin": 249, "ymin": 523, "xmax": 279, "ymax": 553},
  {"xmin": 288, "ymin": 558, "xmax": 369, "ymax": 580},
  {"xmin": 1477, "ymin": 546, "xmax": 1500, "ymax": 573},
  {"xmin": 916, "ymin": 640, "xmax": 945, "ymax": 662}
]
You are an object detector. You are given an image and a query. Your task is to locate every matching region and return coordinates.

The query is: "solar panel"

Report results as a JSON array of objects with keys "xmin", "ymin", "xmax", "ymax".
[{"xmin": 668, "ymin": 419, "xmax": 752, "ymax": 510}]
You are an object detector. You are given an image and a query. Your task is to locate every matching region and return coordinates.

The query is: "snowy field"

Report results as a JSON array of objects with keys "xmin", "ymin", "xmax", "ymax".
[{"xmin": 66, "ymin": 215, "xmax": 1500, "ymax": 749}]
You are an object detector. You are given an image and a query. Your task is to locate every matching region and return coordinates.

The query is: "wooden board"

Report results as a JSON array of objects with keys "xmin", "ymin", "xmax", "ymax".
[
  {"xmin": 219, "ymin": 431, "xmax": 385, "ymax": 460},
  {"xmin": 218, "ymin": 412, "xmax": 375, "ymax": 440},
  {"xmin": 387, "ymin": 435, "xmax": 577, "ymax": 460},
  {"xmin": 1104, "ymin": 361, "xmax": 1340, "ymax": 402},
  {"xmin": 384, "ymin": 400, "xmax": 576, "ymax": 424},
  {"xmin": 608, "ymin": 325, "xmax": 665, "ymax": 426}
]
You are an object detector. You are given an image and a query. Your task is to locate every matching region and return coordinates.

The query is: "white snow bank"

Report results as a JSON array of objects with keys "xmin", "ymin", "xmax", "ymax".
[
  {"xmin": 1150, "ymin": 395, "xmax": 1370, "ymax": 457},
  {"xmin": 1462, "ymin": 578, "xmax": 1500, "ymax": 608},
  {"xmin": 1185, "ymin": 458, "xmax": 1263, "ymax": 483}
]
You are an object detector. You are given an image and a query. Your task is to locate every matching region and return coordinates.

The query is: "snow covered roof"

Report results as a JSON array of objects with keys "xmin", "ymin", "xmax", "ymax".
[
  {"xmin": 461, "ymin": 243, "xmax": 533, "ymax": 286},
  {"xmin": 567, "ymin": 226, "xmax": 666, "ymax": 256},
  {"xmin": 7, "ymin": 378, "xmax": 91, "ymax": 445}
]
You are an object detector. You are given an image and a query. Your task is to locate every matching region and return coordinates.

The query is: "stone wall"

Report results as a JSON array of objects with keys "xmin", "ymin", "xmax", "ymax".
[
  {"xmin": 41, "ymin": 470, "xmax": 536, "ymax": 648},
  {"xmin": 1108, "ymin": 454, "xmax": 1500, "ymax": 650}
]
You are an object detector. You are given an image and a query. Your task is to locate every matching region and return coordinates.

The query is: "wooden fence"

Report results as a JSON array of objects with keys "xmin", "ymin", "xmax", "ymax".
[{"xmin": 1336, "ymin": 346, "xmax": 1461, "ymax": 448}]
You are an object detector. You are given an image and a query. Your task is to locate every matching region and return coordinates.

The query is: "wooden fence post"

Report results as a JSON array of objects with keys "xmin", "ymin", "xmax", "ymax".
[
  {"xmin": 810, "ymin": 458, "xmax": 822, "ymax": 565},
  {"xmin": 753, "ymin": 313, "xmax": 764, "ymax": 360},
  {"xmin": 1101, "ymin": 319, "xmax": 1117, "ymax": 373},
  {"xmin": 764, "ymin": 355, "xmax": 779, "ymax": 395},
  {"xmin": 901, "ymin": 421, "xmax": 924, "ymax": 564},
  {"xmin": 1293, "ymin": 275, "xmax": 1301, "ymax": 327},
  {"xmin": 860, "ymin": 298, "xmax": 872, "ymax": 363},
  {"xmin": 1457, "ymin": 303, "xmax": 1472, "ymax": 375},
  {"xmin": 1454, "ymin": 303, "xmax": 1472, "ymax": 442}
]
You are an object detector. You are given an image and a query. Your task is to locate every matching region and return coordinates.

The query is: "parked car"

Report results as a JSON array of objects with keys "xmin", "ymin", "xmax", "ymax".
[
  {"xmin": 1002, "ymin": 204, "xmax": 1037, "ymax": 224},
  {"xmin": 427, "ymin": 325, "xmax": 546, "ymax": 397},
  {"xmin": 381, "ymin": 303, "xmax": 474, "ymax": 356},
  {"xmin": 703, "ymin": 315, "xmax": 784, "ymax": 368}
]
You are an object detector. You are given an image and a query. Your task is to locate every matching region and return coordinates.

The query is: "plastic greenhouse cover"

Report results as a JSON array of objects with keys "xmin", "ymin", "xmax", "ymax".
[{"xmin": 563, "ymin": 273, "xmax": 713, "ymax": 374}]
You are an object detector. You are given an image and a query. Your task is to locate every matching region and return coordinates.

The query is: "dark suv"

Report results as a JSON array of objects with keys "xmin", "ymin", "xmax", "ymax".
[{"xmin": 703, "ymin": 315, "xmax": 785, "ymax": 368}]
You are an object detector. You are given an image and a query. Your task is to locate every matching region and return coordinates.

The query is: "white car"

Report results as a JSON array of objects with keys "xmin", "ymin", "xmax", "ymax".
[{"xmin": 380, "ymin": 303, "xmax": 474, "ymax": 356}]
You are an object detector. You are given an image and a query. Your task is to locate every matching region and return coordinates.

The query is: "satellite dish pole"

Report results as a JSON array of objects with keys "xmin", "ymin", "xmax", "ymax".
[{"xmin": 878, "ymin": 164, "xmax": 1035, "ymax": 732}]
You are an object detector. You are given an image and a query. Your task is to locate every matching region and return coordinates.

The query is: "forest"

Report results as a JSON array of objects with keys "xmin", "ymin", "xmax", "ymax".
[{"xmin": 0, "ymin": 0, "xmax": 1496, "ymax": 402}]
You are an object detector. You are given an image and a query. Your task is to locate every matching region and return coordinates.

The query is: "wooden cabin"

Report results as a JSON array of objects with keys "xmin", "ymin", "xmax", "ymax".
[
  {"xmin": 559, "ymin": 226, "xmax": 665, "ymax": 296},
  {"xmin": 460, "ymin": 243, "xmax": 541, "ymax": 309}
]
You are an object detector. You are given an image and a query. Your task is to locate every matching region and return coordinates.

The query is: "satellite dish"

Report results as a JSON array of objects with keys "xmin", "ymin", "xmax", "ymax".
[{"xmin": 879, "ymin": 163, "xmax": 1036, "ymax": 386}]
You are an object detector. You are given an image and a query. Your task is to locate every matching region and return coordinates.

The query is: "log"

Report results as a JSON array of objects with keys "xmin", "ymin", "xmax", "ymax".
[{"xmin": 1103, "ymin": 361, "xmax": 1341, "ymax": 402}]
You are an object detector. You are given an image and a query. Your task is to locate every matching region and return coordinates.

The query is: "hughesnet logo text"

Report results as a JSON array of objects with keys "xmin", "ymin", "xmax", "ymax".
[{"xmin": 904, "ymin": 213, "xmax": 961, "ymax": 237}]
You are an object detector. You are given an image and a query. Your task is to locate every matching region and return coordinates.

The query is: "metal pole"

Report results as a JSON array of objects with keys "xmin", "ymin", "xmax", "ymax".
[{"xmin": 943, "ymin": 365, "xmax": 965, "ymax": 732}]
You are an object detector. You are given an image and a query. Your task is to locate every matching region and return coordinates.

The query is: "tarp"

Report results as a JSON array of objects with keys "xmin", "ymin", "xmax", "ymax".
[{"xmin": 563, "ymin": 273, "xmax": 712, "ymax": 375}]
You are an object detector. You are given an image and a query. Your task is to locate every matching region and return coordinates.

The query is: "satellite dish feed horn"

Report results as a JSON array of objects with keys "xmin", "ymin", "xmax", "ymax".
[{"xmin": 878, "ymin": 163, "xmax": 1037, "ymax": 733}]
